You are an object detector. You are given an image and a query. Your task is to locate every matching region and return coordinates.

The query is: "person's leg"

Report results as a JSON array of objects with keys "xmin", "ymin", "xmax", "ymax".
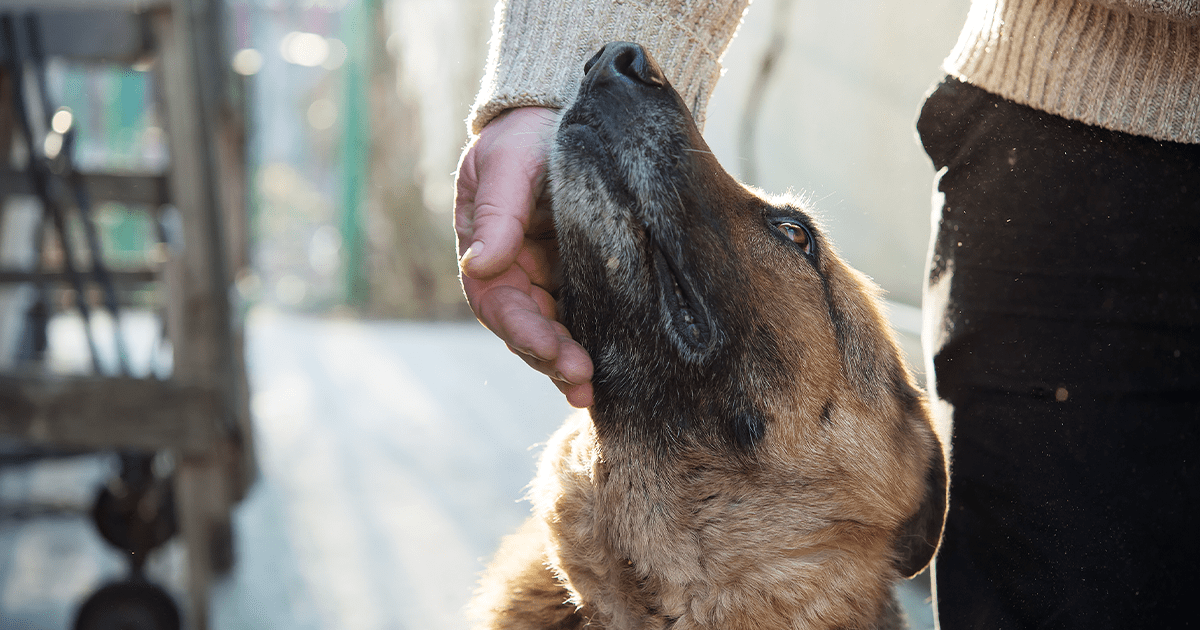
[{"xmin": 918, "ymin": 77, "xmax": 1200, "ymax": 629}]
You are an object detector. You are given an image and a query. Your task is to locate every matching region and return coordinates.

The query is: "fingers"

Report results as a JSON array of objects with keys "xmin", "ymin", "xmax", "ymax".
[
  {"xmin": 508, "ymin": 334, "xmax": 596, "ymax": 409},
  {"xmin": 474, "ymin": 280, "xmax": 561, "ymax": 363},
  {"xmin": 515, "ymin": 237, "xmax": 560, "ymax": 297},
  {"xmin": 454, "ymin": 106, "xmax": 594, "ymax": 407},
  {"xmin": 467, "ymin": 272, "xmax": 591, "ymax": 371},
  {"xmin": 457, "ymin": 209, "xmax": 527, "ymax": 280},
  {"xmin": 508, "ymin": 339, "xmax": 593, "ymax": 386},
  {"xmin": 476, "ymin": 275, "xmax": 591, "ymax": 378},
  {"xmin": 541, "ymin": 319, "xmax": 594, "ymax": 386},
  {"xmin": 554, "ymin": 380, "xmax": 596, "ymax": 409},
  {"xmin": 456, "ymin": 107, "xmax": 559, "ymax": 280}
]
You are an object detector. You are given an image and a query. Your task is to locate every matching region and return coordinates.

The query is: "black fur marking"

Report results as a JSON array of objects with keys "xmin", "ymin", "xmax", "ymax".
[
  {"xmin": 734, "ymin": 413, "xmax": 766, "ymax": 450},
  {"xmin": 819, "ymin": 269, "xmax": 885, "ymax": 399},
  {"xmin": 817, "ymin": 268, "xmax": 850, "ymax": 373},
  {"xmin": 819, "ymin": 400, "xmax": 834, "ymax": 426}
]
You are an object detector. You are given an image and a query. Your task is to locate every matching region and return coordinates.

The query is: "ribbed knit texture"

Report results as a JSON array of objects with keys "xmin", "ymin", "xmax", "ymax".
[
  {"xmin": 945, "ymin": 0, "xmax": 1200, "ymax": 143},
  {"xmin": 467, "ymin": 0, "xmax": 750, "ymax": 135}
]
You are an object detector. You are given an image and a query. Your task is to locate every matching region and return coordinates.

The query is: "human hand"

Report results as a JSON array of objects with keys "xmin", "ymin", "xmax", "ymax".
[{"xmin": 455, "ymin": 107, "xmax": 595, "ymax": 408}]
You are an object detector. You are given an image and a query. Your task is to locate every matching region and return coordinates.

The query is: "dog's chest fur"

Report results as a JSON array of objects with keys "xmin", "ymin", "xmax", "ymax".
[{"xmin": 529, "ymin": 412, "xmax": 903, "ymax": 630}]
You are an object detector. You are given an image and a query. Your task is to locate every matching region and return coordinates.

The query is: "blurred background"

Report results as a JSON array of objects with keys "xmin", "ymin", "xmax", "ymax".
[{"xmin": 0, "ymin": 0, "xmax": 968, "ymax": 628}]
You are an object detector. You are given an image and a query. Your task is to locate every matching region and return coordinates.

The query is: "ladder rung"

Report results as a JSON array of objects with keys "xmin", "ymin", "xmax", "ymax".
[
  {"xmin": 0, "ymin": 268, "xmax": 159, "ymax": 285},
  {"xmin": 0, "ymin": 169, "xmax": 170, "ymax": 207},
  {"xmin": 0, "ymin": 6, "xmax": 163, "ymax": 63}
]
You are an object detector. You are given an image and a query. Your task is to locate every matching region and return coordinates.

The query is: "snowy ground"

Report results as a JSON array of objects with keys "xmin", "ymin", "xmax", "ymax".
[{"xmin": 0, "ymin": 308, "xmax": 933, "ymax": 629}]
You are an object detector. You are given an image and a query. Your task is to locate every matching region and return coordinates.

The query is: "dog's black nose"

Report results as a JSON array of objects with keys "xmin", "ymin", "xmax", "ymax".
[{"xmin": 583, "ymin": 42, "xmax": 665, "ymax": 88}]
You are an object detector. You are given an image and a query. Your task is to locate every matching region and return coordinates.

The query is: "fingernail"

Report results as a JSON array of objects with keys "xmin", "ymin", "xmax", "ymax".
[{"xmin": 459, "ymin": 242, "xmax": 483, "ymax": 271}]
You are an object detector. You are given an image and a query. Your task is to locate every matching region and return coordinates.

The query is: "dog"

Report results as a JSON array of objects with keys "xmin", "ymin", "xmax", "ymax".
[{"xmin": 470, "ymin": 42, "xmax": 948, "ymax": 630}]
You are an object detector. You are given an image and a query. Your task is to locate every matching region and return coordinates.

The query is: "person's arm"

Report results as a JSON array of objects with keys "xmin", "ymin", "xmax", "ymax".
[{"xmin": 456, "ymin": 0, "xmax": 751, "ymax": 407}]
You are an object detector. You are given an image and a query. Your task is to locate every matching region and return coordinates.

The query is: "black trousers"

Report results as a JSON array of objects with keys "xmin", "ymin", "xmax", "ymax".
[{"xmin": 918, "ymin": 78, "xmax": 1200, "ymax": 629}]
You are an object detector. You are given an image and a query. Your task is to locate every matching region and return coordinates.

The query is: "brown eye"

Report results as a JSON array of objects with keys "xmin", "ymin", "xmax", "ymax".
[{"xmin": 774, "ymin": 221, "xmax": 812, "ymax": 254}]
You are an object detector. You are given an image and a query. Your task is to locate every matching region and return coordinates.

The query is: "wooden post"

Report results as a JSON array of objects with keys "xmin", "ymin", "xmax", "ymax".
[
  {"xmin": 152, "ymin": 1, "xmax": 250, "ymax": 626},
  {"xmin": 339, "ymin": 0, "xmax": 371, "ymax": 308}
]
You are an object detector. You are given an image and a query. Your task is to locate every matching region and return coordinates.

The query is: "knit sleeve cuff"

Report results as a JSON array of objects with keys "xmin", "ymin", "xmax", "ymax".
[{"xmin": 467, "ymin": 0, "xmax": 750, "ymax": 135}]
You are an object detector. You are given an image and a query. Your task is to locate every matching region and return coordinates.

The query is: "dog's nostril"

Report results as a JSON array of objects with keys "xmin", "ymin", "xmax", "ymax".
[
  {"xmin": 586, "ymin": 42, "xmax": 666, "ymax": 87},
  {"xmin": 613, "ymin": 48, "xmax": 639, "ymax": 79},
  {"xmin": 583, "ymin": 45, "xmax": 606, "ymax": 76},
  {"xmin": 612, "ymin": 45, "xmax": 665, "ymax": 87}
]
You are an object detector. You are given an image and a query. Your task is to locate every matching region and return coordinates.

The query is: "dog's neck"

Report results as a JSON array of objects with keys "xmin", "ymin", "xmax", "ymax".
[
  {"xmin": 534, "ymin": 411, "xmax": 904, "ymax": 630},
  {"xmin": 586, "ymin": 349, "xmax": 773, "ymax": 456}
]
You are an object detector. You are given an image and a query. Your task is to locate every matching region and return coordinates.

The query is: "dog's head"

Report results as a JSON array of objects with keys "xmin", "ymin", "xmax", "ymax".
[{"xmin": 549, "ymin": 42, "xmax": 946, "ymax": 579}]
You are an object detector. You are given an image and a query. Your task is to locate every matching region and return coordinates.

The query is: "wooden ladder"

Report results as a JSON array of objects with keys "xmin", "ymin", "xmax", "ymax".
[{"xmin": 0, "ymin": 1, "xmax": 252, "ymax": 628}]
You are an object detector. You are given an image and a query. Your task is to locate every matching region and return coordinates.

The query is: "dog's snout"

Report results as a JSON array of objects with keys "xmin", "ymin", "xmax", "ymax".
[{"xmin": 584, "ymin": 42, "xmax": 665, "ymax": 88}]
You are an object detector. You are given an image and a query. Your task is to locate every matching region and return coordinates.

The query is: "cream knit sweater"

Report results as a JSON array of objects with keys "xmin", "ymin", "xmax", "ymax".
[
  {"xmin": 468, "ymin": 0, "xmax": 1200, "ymax": 144},
  {"xmin": 467, "ymin": 0, "xmax": 751, "ymax": 134},
  {"xmin": 947, "ymin": 0, "xmax": 1200, "ymax": 143}
]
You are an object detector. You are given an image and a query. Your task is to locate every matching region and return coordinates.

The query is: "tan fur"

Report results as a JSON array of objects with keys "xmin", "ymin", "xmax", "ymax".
[{"xmin": 470, "ymin": 42, "xmax": 947, "ymax": 630}]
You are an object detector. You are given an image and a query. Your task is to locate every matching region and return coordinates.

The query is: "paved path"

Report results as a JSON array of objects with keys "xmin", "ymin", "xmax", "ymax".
[{"xmin": 213, "ymin": 310, "xmax": 575, "ymax": 630}]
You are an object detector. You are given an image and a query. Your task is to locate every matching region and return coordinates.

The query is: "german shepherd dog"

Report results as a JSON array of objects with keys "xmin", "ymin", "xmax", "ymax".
[{"xmin": 471, "ymin": 42, "xmax": 948, "ymax": 630}]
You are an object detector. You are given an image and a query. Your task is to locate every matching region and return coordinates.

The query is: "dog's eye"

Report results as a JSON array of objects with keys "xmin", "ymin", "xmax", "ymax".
[{"xmin": 774, "ymin": 222, "xmax": 812, "ymax": 254}]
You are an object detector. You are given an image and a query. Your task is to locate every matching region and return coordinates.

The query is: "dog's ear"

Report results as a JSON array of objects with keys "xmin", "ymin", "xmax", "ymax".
[{"xmin": 893, "ymin": 435, "xmax": 948, "ymax": 578}]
